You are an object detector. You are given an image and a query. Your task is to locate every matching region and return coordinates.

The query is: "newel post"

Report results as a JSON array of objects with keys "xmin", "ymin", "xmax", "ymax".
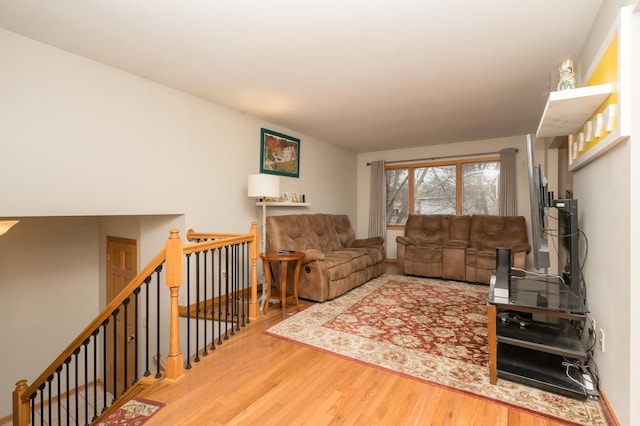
[
  {"xmin": 249, "ymin": 221, "xmax": 260, "ymax": 321},
  {"xmin": 13, "ymin": 379, "xmax": 29, "ymax": 426},
  {"xmin": 164, "ymin": 229, "xmax": 184, "ymax": 380}
]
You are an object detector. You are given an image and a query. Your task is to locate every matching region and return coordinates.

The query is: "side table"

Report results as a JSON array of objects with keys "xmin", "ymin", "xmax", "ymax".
[{"xmin": 260, "ymin": 250, "xmax": 305, "ymax": 317}]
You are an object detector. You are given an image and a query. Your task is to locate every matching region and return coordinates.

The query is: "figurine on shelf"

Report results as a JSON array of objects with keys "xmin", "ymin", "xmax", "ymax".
[{"xmin": 557, "ymin": 59, "xmax": 576, "ymax": 91}]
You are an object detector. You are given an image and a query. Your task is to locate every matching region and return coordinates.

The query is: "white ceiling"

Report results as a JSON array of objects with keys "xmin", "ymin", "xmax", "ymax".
[{"xmin": 0, "ymin": 0, "xmax": 603, "ymax": 153}]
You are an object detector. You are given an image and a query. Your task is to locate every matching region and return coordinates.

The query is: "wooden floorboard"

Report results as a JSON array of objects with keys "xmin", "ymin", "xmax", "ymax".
[{"xmin": 136, "ymin": 268, "xmax": 576, "ymax": 425}]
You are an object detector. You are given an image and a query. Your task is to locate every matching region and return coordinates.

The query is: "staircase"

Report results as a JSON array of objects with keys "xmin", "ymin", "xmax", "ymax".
[{"xmin": 12, "ymin": 224, "xmax": 260, "ymax": 426}]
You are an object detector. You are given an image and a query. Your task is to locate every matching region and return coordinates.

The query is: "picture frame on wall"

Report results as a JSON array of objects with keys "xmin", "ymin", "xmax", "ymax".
[{"xmin": 260, "ymin": 128, "xmax": 300, "ymax": 178}]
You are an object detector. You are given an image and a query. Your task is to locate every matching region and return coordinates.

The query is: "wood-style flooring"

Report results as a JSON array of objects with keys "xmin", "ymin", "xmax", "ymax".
[{"xmin": 134, "ymin": 266, "xmax": 582, "ymax": 426}]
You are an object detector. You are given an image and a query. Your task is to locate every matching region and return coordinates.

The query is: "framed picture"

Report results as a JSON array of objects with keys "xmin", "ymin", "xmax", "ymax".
[{"xmin": 260, "ymin": 128, "xmax": 300, "ymax": 178}]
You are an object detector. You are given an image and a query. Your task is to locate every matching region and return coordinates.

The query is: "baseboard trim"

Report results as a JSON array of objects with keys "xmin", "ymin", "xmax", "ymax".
[{"xmin": 599, "ymin": 387, "xmax": 620, "ymax": 426}]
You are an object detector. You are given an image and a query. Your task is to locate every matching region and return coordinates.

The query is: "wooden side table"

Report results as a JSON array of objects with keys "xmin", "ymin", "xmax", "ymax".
[{"xmin": 260, "ymin": 250, "xmax": 305, "ymax": 317}]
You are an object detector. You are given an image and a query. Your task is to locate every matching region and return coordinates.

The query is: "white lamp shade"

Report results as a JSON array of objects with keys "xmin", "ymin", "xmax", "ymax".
[{"xmin": 247, "ymin": 174, "xmax": 280, "ymax": 198}]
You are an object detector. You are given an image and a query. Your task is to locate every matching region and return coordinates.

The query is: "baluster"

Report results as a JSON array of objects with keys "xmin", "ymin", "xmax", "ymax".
[
  {"xmin": 83, "ymin": 338, "xmax": 90, "ymax": 425},
  {"xmin": 111, "ymin": 308, "xmax": 119, "ymax": 399},
  {"xmin": 217, "ymin": 248, "xmax": 223, "ymax": 346},
  {"xmin": 37, "ymin": 384, "xmax": 44, "ymax": 426},
  {"xmin": 224, "ymin": 245, "xmax": 230, "ymax": 341},
  {"xmin": 202, "ymin": 248, "xmax": 209, "ymax": 357},
  {"xmin": 194, "ymin": 249, "xmax": 201, "ymax": 363},
  {"xmin": 144, "ymin": 276, "xmax": 151, "ymax": 377},
  {"xmin": 155, "ymin": 265, "xmax": 162, "ymax": 379},
  {"xmin": 92, "ymin": 329, "xmax": 99, "ymax": 421},
  {"xmin": 55, "ymin": 366, "xmax": 62, "ymax": 424},
  {"xmin": 46, "ymin": 375, "xmax": 52, "ymax": 425},
  {"xmin": 209, "ymin": 248, "xmax": 216, "ymax": 351},
  {"xmin": 101, "ymin": 320, "xmax": 109, "ymax": 411},
  {"xmin": 185, "ymin": 253, "xmax": 192, "ymax": 369},
  {"xmin": 123, "ymin": 297, "xmax": 130, "ymax": 393},
  {"xmin": 231, "ymin": 244, "xmax": 237, "ymax": 335},
  {"xmin": 28, "ymin": 393, "xmax": 36, "ymax": 426},
  {"xmin": 134, "ymin": 287, "xmax": 141, "ymax": 383},
  {"xmin": 71, "ymin": 347, "xmax": 80, "ymax": 424},
  {"xmin": 64, "ymin": 356, "xmax": 71, "ymax": 423}
]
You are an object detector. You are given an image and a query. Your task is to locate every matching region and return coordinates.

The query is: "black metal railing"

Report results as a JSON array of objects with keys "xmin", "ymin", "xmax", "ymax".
[{"xmin": 13, "ymin": 225, "xmax": 258, "ymax": 426}]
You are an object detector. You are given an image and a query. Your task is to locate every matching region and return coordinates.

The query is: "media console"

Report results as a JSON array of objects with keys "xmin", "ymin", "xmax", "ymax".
[{"xmin": 487, "ymin": 272, "xmax": 597, "ymax": 400}]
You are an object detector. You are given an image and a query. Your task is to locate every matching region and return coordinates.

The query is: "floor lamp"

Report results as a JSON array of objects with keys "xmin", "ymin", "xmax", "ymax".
[{"xmin": 247, "ymin": 174, "xmax": 280, "ymax": 310}]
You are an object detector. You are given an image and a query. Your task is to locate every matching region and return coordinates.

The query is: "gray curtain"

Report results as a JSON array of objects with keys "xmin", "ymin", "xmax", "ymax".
[
  {"xmin": 498, "ymin": 148, "xmax": 517, "ymax": 216},
  {"xmin": 368, "ymin": 160, "xmax": 386, "ymax": 238}
]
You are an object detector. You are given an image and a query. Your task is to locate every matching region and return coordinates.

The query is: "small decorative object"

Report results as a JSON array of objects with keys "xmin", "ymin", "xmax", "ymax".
[
  {"xmin": 603, "ymin": 104, "xmax": 616, "ymax": 132},
  {"xmin": 557, "ymin": 59, "xmax": 576, "ymax": 91},
  {"xmin": 282, "ymin": 192, "xmax": 290, "ymax": 202},
  {"xmin": 291, "ymin": 193, "xmax": 299, "ymax": 202},
  {"xmin": 584, "ymin": 121, "xmax": 593, "ymax": 142},
  {"xmin": 578, "ymin": 132, "xmax": 585, "ymax": 152},
  {"xmin": 260, "ymin": 128, "xmax": 300, "ymax": 178},
  {"xmin": 593, "ymin": 113, "xmax": 604, "ymax": 138}
]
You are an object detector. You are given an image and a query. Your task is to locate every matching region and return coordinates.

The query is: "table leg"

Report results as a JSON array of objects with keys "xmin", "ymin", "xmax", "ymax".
[
  {"xmin": 262, "ymin": 260, "xmax": 273, "ymax": 313},
  {"xmin": 279, "ymin": 260, "xmax": 288, "ymax": 318},
  {"xmin": 487, "ymin": 304, "xmax": 497, "ymax": 385},
  {"xmin": 292, "ymin": 259, "xmax": 302, "ymax": 312}
]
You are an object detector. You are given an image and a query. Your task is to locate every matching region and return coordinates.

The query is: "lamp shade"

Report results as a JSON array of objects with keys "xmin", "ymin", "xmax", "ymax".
[{"xmin": 247, "ymin": 174, "xmax": 280, "ymax": 198}]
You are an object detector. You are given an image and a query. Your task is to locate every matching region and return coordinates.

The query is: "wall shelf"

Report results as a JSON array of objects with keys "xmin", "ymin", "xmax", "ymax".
[
  {"xmin": 256, "ymin": 202, "xmax": 311, "ymax": 207},
  {"xmin": 536, "ymin": 83, "xmax": 613, "ymax": 137}
]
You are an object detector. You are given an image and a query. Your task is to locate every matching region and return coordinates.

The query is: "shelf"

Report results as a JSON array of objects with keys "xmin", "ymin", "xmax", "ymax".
[
  {"xmin": 496, "ymin": 318, "xmax": 587, "ymax": 360},
  {"xmin": 256, "ymin": 202, "xmax": 310, "ymax": 207},
  {"xmin": 497, "ymin": 344, "xmax": 590, "ymax": 399},
  {"xmin": 536, "ymin": 83, "xmax": 613, "ymax": 137}
]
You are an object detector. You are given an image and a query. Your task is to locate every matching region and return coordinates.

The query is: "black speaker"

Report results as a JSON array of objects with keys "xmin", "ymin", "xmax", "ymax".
[{"xmin": 495, "ymin": 247, "xmax": 511, "ymax": 293}]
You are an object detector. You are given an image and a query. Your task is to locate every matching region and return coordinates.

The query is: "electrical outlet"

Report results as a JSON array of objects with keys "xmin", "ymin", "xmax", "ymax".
[{"xmin": 599, "ymin": 328, "xmax": 605, "ymax": 353}]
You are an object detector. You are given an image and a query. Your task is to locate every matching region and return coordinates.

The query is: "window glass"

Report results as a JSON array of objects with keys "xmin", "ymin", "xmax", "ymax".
[
  {"xmin": 384, "ymin": 158, "xmax": 500, "ymax": 226},
  {"xmin": 414, "ymin": 166, "xmax": 456, "ymax": 214},
  {"xmin": 462, "ymin": 161, "xmax": 500, "ymax": 215},
  {"xmin": 386, "ymin": 168, "xmax": 409, "ymax": 226}
]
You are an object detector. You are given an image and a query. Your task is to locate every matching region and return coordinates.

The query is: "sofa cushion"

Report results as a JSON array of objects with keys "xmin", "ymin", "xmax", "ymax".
[{"xmin": 405, "ymin": 214, "xmax": 450, "ymax": 245}]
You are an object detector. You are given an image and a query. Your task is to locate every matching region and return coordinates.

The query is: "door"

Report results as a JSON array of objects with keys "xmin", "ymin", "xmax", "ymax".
[{"xmin": 106, "ymin": 236, "xmax": 138, "ymax": 395}]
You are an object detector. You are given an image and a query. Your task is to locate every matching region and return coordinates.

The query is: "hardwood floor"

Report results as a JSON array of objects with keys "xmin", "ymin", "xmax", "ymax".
[{"xmin": 136, "ymin": 268, "xmax": 573, "ymax": 426}]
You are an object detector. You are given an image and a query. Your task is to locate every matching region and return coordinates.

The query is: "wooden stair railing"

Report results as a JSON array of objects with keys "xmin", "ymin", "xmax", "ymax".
[{"xmin": 12, "ymin": 223, "xmax": 259, "ymax": 426}]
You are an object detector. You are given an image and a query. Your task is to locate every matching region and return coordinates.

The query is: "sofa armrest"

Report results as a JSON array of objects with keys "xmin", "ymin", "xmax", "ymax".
[
  {"xmin": 445, "ymin": 239, "xmax": 469, "ymax": 249},
  {"xmin": 511, "ymin": 243, "xmax": 532, "ymax": 253},
  {"xmin": 353, "ymin": 236, "xmax": 384, "ymax": 247},
  {"xmin": 301, "ymin": 249, "xmax": 325, "ymax": 263},
  {"xmin": 396, "ymin": 236, "xmax": 415, "ymax": 246}
]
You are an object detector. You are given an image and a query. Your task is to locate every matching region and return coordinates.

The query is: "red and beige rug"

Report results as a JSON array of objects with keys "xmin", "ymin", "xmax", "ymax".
[
  {"xmin": 97, "ymin": 397, "xmax": 165, "ymax": 425},
  {"xmin": 266, "ymin": 274, "xmax": 607, "ymax": 425}
]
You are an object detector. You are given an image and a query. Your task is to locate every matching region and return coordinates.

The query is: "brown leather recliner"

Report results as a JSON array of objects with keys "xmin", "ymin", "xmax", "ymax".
[
  {"xmin": 266, "ymin": 214, "xmax": 385, "ymax": 302},
  {"xmin": 464, "ymin": 215, "xmax": 531, "ymax": 284}
]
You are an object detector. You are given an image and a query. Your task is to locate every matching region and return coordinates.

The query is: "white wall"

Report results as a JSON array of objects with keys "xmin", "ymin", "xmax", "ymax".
[
  {"xmin": 0, "ymin": 28, "xmax": 357, "ymax": 226},
  {"xmin": 0, "ymin": 28, "xmax": 357, "ymax": 417},
  {"xmin": 572, "ymin": 3, "xmax": 638, "ymax": 425},
  {"xmin": 0, "ymin": 217, "xmax": 100, "ymax": 414}
]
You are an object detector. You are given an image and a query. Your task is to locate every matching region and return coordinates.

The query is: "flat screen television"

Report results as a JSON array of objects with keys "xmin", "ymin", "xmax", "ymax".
[{"xmin": 525, "ymin": 134, "xmax": 551, "ymax": 270}]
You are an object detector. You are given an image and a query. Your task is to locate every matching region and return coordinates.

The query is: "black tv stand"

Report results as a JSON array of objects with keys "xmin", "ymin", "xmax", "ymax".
[{"xmin": 487, "ymin": 272, "xmax": 597, "ymax": 400}]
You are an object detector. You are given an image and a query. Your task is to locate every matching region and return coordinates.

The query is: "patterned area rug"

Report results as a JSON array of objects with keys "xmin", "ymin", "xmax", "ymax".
[
  {"xmin": 266, "ymin": 274, "xmax": 607, "ymax": 425},
  {"xmin": 97, "ymin": 397, "xmax": 165, "ymax": 425}
]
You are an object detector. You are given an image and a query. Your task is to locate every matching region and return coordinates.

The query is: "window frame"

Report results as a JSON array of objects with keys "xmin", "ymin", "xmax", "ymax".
[{"xmin": 386, "ymin": 155, "xmax": 500, "ymax": 230}]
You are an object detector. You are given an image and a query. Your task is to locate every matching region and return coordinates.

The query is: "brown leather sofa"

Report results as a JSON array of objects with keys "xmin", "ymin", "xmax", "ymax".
[
  {"xmin": 265, "ymin": 214, "xmax": 385, "ymax": 302},
  {"xmin": 396, "ymin": 214, "xmax": 530, "ymax": 284}
]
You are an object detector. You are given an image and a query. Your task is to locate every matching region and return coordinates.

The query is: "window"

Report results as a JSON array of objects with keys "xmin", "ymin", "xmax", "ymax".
[{"xmin": 386, "ymin": 158, "xmax": 500, "ymax": 227}]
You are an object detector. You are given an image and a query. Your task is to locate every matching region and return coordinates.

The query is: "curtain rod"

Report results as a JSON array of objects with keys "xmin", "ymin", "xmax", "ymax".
[{"xmin": 366, "ymin": 148, "xmax": 518, "ymax": 166}]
